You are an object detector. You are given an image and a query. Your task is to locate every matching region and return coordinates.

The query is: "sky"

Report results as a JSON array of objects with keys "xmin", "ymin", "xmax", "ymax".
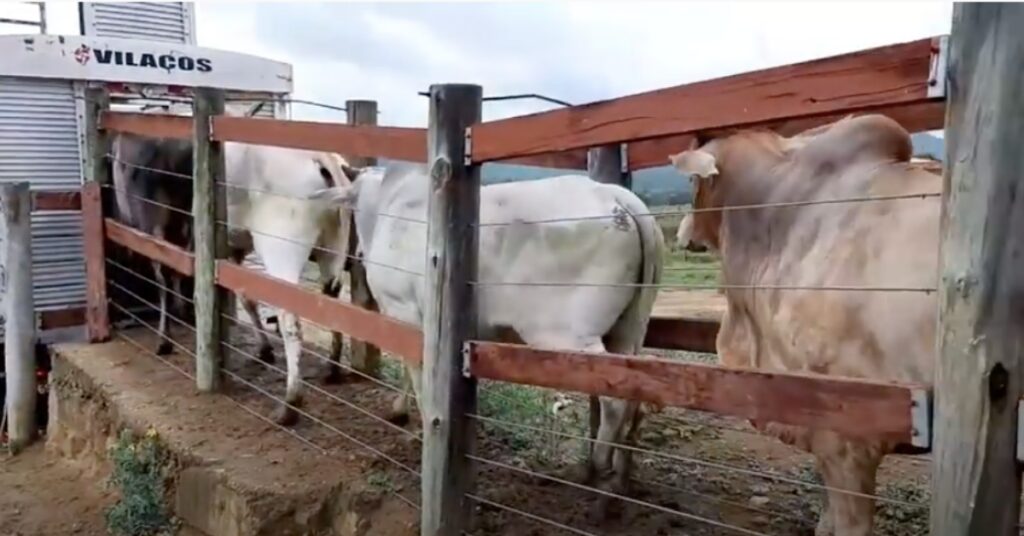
[{"xmin": 2, "ymin": 1, "xmax": 953, "ymax": 130}]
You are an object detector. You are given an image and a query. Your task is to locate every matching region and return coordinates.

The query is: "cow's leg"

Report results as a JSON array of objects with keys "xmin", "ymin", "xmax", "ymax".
[
  {"xmin": 610, "ymin": 400, "xmax": 643, "ymax": 493},
  {"xmin": 252, "ymin": 232, "xmax": 314, "ymax": 427},
  {"xmin": 241, "ymin": 297, "xmax": 276, "ymax": 363},
  {"xmin": 153, "ymin": 260, "xmax": 175, "ymax": 356},
  {"xmin": 514, "ymin": 333, "xmax": 617, "ymax": 484},
  {"xmin": 810, "ymin": 433, "xmax": 885, "ymax": 536},
  {"xmin": 319, "ymin": 276, "xmax": 347, "ymax": 384},
  {"xmin": 387, "ymin": 364, "xmax": 417, "ymax": 426},
  {"xmin": 275, "ymin": 310, "xmax": 304, "ymax": 426},
  {"xmin": 229, "ymin": 247, "xmax": 275, "ymax": 363}
]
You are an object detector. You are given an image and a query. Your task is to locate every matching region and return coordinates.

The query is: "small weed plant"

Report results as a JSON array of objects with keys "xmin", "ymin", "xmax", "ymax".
[{"xmin": 106, "ymin": 427, "xmax": 176, "ymax": 536}]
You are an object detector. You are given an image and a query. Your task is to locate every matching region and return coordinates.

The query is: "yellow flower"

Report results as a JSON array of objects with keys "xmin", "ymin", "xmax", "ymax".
[{"xmin": 145, "ymin": 427, "xmax": 158, "ymax": 439}]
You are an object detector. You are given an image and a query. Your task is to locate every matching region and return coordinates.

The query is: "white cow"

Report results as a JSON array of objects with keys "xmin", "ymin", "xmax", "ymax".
[
  {"xmin": 223, "ymin": 142, "xmax": 355, "ymax": 425},
  {"xmin": 112, "ymin": 112, "xmax": 355, "ymax": 426},
  {"xmin": 314, "ymin": 163, "xmax": 665, "ymax": 504}
]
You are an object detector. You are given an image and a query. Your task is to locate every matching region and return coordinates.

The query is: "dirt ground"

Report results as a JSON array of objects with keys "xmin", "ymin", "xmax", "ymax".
[
  {"xmin": 0, "ymin": 444, "xmax": 121, "ymax": 536},
  {"xmin": 99, "ymin": 308, "xmax": 929, "ymax": 536},
  {"xmin": 1, "ymin": 276, "xmax": 921, "ymax": 536}
]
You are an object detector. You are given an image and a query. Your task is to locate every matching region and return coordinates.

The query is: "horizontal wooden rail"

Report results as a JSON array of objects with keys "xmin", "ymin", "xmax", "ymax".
[
  {"xmin": 213, "ymin": 116, "xmax": 427, "ymax": 163},
  {"xmin": 471, "ymin": 37, "xmax": 944, "ymax": 164},
  {"xmin": 466, "ymin": 341, "xmax": 925, "ymax": 443},
  {"xmin": 101, "ymin": 112, "xmax": 192, "ymax": 140},
  {"xmin": 625, "ymin": 100, "xmax": 947, "ymax": 171},
  {"xmin": 31, "ymin": 190, "xmax": 81, "ymax": 211},
  {"xmin": 39, "ymin": 307, "xmax": 86, "ymax": 330},
  {"xmin": 100, "ymin": 113, "xmax": 586, "ymax": 170},
  {"xmin": 214, "ymin": 116, "xmax": 588, "ymax": 170},
  {"xmin": 217, "ymin": 261, "xmax": 423, "ymax": 363},
  {"xmin": 644, "ymin": 317, "xmax": 719, "ymax": 353},
  {"xmin": 104, "ymin": 218, "xmax": 195, "ymax": 276}
]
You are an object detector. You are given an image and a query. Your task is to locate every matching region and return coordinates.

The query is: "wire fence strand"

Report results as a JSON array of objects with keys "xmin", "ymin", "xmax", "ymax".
[
  {"xmin": 466, "ymin": 493, "xmax": 600, "ymax": 536},
  {"xmin": 216, "ymin": 220, "xmax": 425, "ymax": 277},
  {"xmin": 110, "ymin": 268, "xmax": 418, "ymax": 441},
  {"xmin": 475, "ymin": 192, "xmax": 941, "ymax": 228},
  {"xmin": 101, "ymin": 184, "xmax": 194, "ymax": 219},
  {"xmin": 466, "ymin": 413, "xmax": 924, "ymax": 509},
  {"xmin": 468, "ymin": 454, "xmax": 771, "ymax": 536},
  {"xmin": 108, "ymin": 293, "xmax": 419, "ymax": 477},
  {"xmin": 468, "ymin": 280, "xmax": 937, "ymax": 293},
  {"xmin": 110, "ymin": 321, "xmax": 418, "ymax": 510},
  {"xmin": 220, "ymin": 311, "xmax": 407, "ymax": 395},
  {"xmin": 635, "ymin": 476, "xmax": 814, "ymax": 527},
  {"xmin": 106, "ymin": 258, "xmax": 194, "ymax": 304},
  {"xmin": 106, "ymin": 153, "xmax": 194, "ymax": 182},
  {"xmin": 218, "ymin": 337, "xmax": 420, "ymax": 441}
]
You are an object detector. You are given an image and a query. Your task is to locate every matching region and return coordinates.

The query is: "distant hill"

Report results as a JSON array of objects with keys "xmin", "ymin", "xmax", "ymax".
[{"xmin": 387, "ymin": 132, "xmax": 945, "ymax": 207}]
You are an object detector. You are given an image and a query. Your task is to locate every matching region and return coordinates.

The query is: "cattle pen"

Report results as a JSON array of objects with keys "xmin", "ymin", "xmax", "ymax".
[{"xmin": 3, "ymin": 4, "xmax": 1023, "ymax": 536}]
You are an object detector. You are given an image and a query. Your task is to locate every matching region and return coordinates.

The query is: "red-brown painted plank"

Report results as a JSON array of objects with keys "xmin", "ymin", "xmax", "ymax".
[
  {"xmin": 104, "ymin": 218, "xmax": 195, "ymax": 276},
  {"xmin": 472, "ymin": 37, "xmax": 942, "ymax": 163},
  {"xmin": 625, "ymin": 100, "xmax": 947, "ymax": 171},
  {"xmin": 39, "ymin": 307, "xmax": 86, "ymax": 330},
  {"xmin": 217, "ymin": 261, "xmax": 423, "ymax": 364},
  {"xmin": 31, "ymin": 190, "xmax": 81, "ymax": 212},
  {"xmin": 213, "ymin": 116, "xmax": 587, "ymax": 170},
  {"xmin": 81, "ymin": 183, "xmax": 109, "ymax": 342},
  {"xmin": 213, "ymin": 116, "xmax": 427, "ymax": 163},
  {"xmin": 644, "ymin": 317, "xmax": 719, "ymax": 353},
  {"xmin": 467, "ymin": 341, "xmax": 921, "ymax": 443},
  {"xmin": 101, "ymin": 112, "xmax": 192, "ymax": 140}
]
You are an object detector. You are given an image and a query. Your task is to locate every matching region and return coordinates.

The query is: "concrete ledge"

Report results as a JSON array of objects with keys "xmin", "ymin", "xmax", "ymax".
[{"xmin": 47, "ymin": 340, "xmax": 414, "ymax": 536}]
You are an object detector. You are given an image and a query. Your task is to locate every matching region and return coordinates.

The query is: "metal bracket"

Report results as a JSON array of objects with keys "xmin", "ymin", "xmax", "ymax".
[
  {"xmin": 910, "ymin": 388, "xmax": 932, "ymax": 449},
  {"xmin": 1017, "ymin": 399, "xmax": 1024, "ymax": 463},
  {"xmin": 461, "ymin": 342, "xmax": 474, "ymax": 378},
  {"xmin": 928, "ymin": 35, "xmax": 949, "ymax": 99},
  {"xmin": 463, "ymin": 126, "xmax": 473, "ymax": 167}
]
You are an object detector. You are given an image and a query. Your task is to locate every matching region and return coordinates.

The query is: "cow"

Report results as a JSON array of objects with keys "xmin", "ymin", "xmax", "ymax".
[
  {"xmin": 313, "ymin": 163, "xmax": 665, "ymax": 509},
  {"xmin": 668, "ymin": 114, "xmax": 940, "ymax": 536},
  {"xmin": 111, "ymin": 133, "xmax": 195, "ymax": 355},
  {"xmin": 111, "ymin": 122, "xmax": 356, "ymax": 426}
]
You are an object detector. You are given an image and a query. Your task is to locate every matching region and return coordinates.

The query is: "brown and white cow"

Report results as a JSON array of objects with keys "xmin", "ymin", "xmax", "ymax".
[{"xmin": 669, "ymin": 114, "xmax": 940, "ymax": 536}]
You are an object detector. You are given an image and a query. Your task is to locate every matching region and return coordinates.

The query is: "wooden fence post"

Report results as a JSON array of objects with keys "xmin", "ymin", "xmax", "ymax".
[
  {"xmin": 193, "ymin": 88, "xmax": 227, "ymax": 393},
  {"xmin": 83, "ymin": 87, "xmax": 110, "ymax": 342},
  {"xmin": 587, "ymin": 144, "xmax": 630, "ymax": 190},
  {"xmin": 345, "ymin": 99, "xmax": 381, "ymax": 377},
  {"xmin": 2, "ymin": 182, "xmax": 36, "ymax": 453},
  {"xmin": 421, "ymin": 83, "xmax": 482, "ymax": 536},
  {"xmin": 930, "ymin": 4, "xmax": 1024, "ymax": 534}
]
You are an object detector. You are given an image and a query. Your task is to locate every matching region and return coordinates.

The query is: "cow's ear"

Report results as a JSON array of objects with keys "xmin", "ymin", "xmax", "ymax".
[
  {"xmin": 341, "ymin": 164, "xmax": 363, "ymax": 183},
  {"xmin": 669, "ymin": 150, "xmax": 718, "ymax": 179}
]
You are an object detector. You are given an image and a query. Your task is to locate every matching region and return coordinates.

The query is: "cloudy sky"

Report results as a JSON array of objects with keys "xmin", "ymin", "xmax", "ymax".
[{"xmin": 3, "ymin": 1, "xmax": 953, "ymax": 129}]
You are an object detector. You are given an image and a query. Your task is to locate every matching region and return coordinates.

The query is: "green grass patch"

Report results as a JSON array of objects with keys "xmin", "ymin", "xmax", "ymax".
[
  {"xmin": 106, "ymin": 428, "xmax": 176, "ymax": 536},
  {"xmin": 662, "ymin": 249, "xmax": 721, "ymax": 287}
]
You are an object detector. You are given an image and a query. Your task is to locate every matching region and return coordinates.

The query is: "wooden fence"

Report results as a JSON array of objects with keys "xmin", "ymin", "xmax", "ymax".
[{"xmin": 22, "ymin": 5, "xmax": 1018, "ymax": 534}]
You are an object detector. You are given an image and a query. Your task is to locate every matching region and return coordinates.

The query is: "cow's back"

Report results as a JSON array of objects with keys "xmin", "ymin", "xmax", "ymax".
[{"xmin": 363, "ymin": 171, "xmax": 652, "ymax": 344}]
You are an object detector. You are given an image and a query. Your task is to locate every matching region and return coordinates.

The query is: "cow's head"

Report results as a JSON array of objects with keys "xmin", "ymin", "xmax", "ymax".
[{"xmin": 669, "ymin": 143, "xmax": 723, "ymax": 252}]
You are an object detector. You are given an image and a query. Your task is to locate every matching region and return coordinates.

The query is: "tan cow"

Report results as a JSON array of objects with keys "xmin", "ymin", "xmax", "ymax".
[{"xmin": 669, "ymin": 115, "xmax": 940, "ymax": 536}]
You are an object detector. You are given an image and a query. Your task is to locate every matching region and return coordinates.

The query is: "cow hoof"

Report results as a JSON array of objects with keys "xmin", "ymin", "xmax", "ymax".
[
  {"xmin": 156, "ymin": 340, "xmax": 174, "ymax": 356},
  {"xmin": 273, "ymin": 405, "xmax": 300, "ymax": 427},
  {"xmin": 589, "ymin": 496, "xmax": 621, "ymax": 523},
  {"xmin": 386, "ymin": 411, "xmax": 410, "ymax": 426},
  {"xmin": 323, "ymin": 367, "xmax": 347, "ymax": 385},
  {"xmin": 258, "ymin": 346, "xmax": 275, "ymax": 364}
]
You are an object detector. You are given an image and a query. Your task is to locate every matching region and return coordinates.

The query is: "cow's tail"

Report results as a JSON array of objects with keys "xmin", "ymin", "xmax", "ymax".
[
  {"xmin": 601, "ymin": 187, "xmax": 665, "ymax": 426},
  {"xmin": 605, "ymin": 188, "xmax": 665, "ymax": 356}
]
